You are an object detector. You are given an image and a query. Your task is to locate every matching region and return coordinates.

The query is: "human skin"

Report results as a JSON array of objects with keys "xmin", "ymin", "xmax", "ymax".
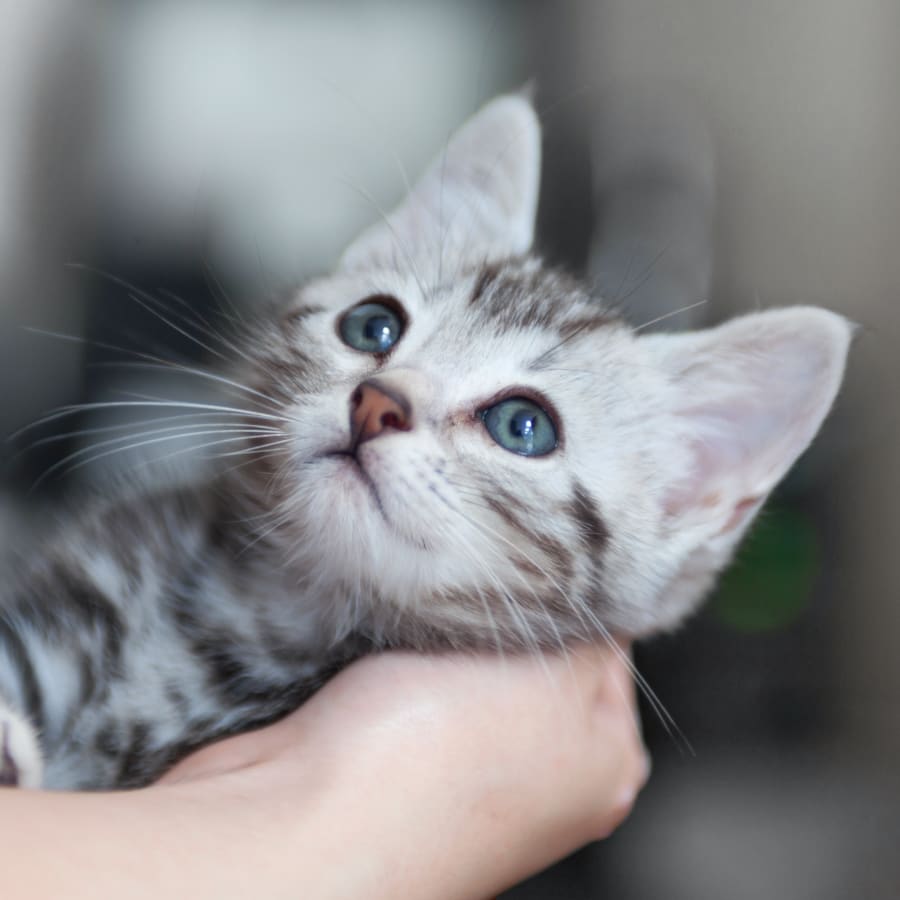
[{"xmin": 0, "ymin": 641, "xmax": 647, "ymax": 899}]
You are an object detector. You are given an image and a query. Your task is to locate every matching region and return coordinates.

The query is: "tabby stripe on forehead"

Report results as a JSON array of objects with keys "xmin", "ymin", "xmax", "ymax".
[
  {"xmin": 530, "ymin": 312, "xmax": 620, "ymax": 371},
  {"xmin": 557, "ymin": 313, "xmax": 617, "ymax": 342},
  {"xmin": 470, "ymin": 263, "xmax": 501, "ymax": 305}
]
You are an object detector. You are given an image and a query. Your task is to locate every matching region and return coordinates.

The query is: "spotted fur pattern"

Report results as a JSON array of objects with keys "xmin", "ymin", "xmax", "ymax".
[{"xmin": 0, "ymin": 94, "xmax": 851, "ymax": 789}]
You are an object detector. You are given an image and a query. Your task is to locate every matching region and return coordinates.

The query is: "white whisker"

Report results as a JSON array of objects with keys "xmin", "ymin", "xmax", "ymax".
[
  {"xmin": 634, "ymin": 299, "xmax": 709, "ymax": 332},
  {"xmin": 32, "ymin": 426, "xmax": 280, "ymax": 489},
  {"xmin": 13, "ymin": 400, "xmax": 286, "ymax": 441}
]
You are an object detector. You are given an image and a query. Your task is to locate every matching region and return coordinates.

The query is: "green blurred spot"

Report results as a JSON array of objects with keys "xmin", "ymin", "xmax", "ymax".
[{"xmin": 710, "ymin": 505, "xmax": 820, "ymax": 632}]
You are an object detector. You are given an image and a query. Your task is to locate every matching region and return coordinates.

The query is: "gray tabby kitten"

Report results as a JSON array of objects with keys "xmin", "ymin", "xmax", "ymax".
[{"xmin": 0, "ymin": 95, "xmax": 851, "ymax": 790}]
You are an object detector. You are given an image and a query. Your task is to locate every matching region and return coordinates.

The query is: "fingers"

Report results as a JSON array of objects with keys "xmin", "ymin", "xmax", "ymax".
[
  {"xmin": 302, "ymin": 642, "xmax": 648, "ymax": 837},
  {"xmin": 480, "ymin": 642, "xmax": 648, "ymax": 846},
  {"xmin": 323, "ymin": 643, "xmax": 649, "ymax": 897}
]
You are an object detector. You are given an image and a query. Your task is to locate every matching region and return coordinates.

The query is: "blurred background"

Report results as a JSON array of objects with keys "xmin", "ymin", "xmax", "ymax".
[{"xmin": 1, "ymin": 1, "xmax": 897, "ymax": 896}]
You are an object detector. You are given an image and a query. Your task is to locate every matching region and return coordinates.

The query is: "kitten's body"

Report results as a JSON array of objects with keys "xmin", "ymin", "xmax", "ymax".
[
  {"xmin": 0, "ymin": 95, "xmax": 851, "ymax": 789},
  {"xmin": 2, "ymin": 486, "xmax": 337, "ymax": 788}
]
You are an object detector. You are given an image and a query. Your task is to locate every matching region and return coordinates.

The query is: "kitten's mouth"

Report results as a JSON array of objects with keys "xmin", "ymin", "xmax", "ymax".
[{"xmin": 321, "ymin": 449, "xmax": 389, "ymax": 522}]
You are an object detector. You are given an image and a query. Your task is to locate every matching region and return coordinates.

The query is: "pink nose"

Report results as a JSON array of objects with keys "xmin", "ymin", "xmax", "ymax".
[{"xmin": 349, "ymin": 380, "xmax": 412, "ymax": 446}]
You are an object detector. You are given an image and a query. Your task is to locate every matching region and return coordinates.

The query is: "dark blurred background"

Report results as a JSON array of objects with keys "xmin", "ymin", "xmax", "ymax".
[{"xmin": 1, "ymin": 2, "xmax": 897, "ymax": 897}]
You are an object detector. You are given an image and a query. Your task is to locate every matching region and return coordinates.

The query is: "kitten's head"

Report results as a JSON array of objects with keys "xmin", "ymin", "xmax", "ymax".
[{"xmin": 237, "ymin": 94, "xmax": 851, "ymax": 650}]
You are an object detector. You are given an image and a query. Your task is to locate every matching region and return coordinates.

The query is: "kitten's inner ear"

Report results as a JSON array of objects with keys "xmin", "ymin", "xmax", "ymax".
[
  {"xmin": 644, "ymin": 307, "xmax": 852, "ymax": 546},
  {"xmin": 340, "ymin": 94, "xmax": 541, "ymax": 275}
]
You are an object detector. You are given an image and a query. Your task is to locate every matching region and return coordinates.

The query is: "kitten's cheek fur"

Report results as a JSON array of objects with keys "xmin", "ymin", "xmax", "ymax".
[{"xmin": 0, "ymin": 700, "xmax": 43, "ymax": 789}]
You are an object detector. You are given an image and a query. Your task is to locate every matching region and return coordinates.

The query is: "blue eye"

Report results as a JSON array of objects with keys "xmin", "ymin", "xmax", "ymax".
[
  {"xmin": 339, "ymin": 298, "xmax": 405, "ymax": 354},
  {"xmin": 481, "ymin": 397, "xmax": 558, "ymax": 457}
]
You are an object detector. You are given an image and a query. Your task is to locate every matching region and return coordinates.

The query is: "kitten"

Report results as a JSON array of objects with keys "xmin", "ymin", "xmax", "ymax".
[{"xmin": 0, "ymin": 94, "xmax": 851, "ymax": 790}]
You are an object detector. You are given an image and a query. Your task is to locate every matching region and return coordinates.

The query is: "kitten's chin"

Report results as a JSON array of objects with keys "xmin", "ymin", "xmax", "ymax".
[
  {"xmin": 282, "ymin": 456, "xmax": 430, "ymax": 597},
  {"xmin": 310, "ymin": 452, "xmax": 440, "ymax": 553}
]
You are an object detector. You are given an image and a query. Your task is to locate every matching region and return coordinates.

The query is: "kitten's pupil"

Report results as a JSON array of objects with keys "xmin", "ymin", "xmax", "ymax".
[
  {"xmin": 481, "ymin": 397, "xmax": 558, "ymax": 457},
  {"xmin": 339, "ymin": 297, "xmax": 405, "ymax": 354},
  {"xmin": 508, "ymin": 408, "xmax": 536, "ymax": 439},
  {"xmin": 364, "ymin": 315, "xmax": 394, "ymax": 349}
]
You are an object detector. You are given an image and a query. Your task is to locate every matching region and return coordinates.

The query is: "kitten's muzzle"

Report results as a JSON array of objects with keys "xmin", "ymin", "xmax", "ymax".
[{"xmin": 349, "ymin": 379, "xmax": 412, "ymax": 450}]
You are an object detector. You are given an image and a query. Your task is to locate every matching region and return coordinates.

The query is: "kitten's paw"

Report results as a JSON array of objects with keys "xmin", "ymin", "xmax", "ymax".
[{"xmin": 0, "ymin": 702, "xmax": 43, "ymax": 788}]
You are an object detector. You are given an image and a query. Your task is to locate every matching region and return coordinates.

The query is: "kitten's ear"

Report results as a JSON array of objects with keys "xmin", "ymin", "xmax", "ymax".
[
  {"xmin": 644, "ymin": 307, "xmax": 852, "ymax": 548},
  {"xmin": 340, "ymin": 93, "xmax": 541, "ymax": 273}
]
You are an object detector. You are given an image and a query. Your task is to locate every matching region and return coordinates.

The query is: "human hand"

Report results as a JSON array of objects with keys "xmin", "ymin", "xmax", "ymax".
[{"xmin": 161, "ymin": 640, "xmax": 649, "ymax": 899}]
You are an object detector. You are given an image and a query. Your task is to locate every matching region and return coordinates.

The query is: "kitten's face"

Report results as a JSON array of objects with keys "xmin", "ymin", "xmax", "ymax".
[
  {"xmin": 252, "ymin": 260, "xmax": 672, "ymax": 648},
  {"xmin": 236, "ymin": 95, "xmax": 850, "ymax": 650}
]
